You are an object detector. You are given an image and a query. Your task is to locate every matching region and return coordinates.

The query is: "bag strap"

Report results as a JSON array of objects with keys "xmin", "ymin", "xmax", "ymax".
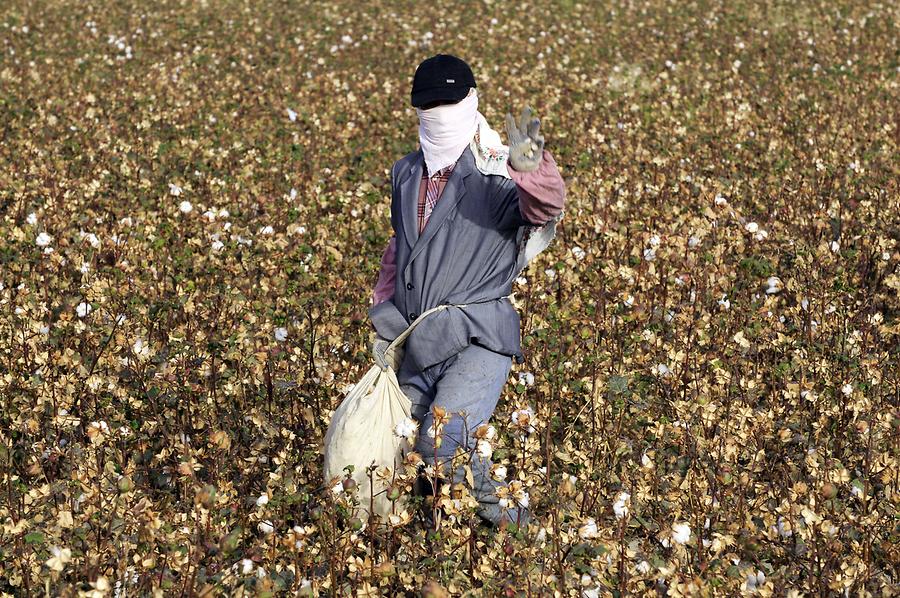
[{"xmin": 385, "ymin": 293, "xmax": 513, "ymax": 354}]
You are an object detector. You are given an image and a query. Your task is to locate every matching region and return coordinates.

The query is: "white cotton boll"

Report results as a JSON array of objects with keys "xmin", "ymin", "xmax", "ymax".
[
  {"xmin": 133, "ymin": 338, "xmax": 150, "ymax": 358},
  {"xmin": 331, "ymin": 480, "xmax": 343, "ymax": 494},
  {"xmin": 168, "ymin": 183, "xmax": 182, "ymax": 196},
  {"xmin": 27, "ymin": 212, "xmax": 38, "ymax": 225},
  {"xmin": 79, "ymin": 262, "xmax": 90, "ymax": 274},
  {"xmin": 287, "ymin": 108, "xmax": 297, "ymax": 122},
  {"xmin": 579, "ymin": 518, "xmax": 599, "ymax": 539},
  {"xmin": 545, "ymin": 268, "xmax": 557, "ymax": 281},
  {"xmin": 257, "ymin": 520, "xmax": 274, "ymax": 534},
  {"xmin": 745, "ymin": 221, "xmax": 759, "ymax": 234},
  {"xmin": 76, "ymin": 302, "xmax": 92, "ymax": 318},
  {"xmin": 178, "ymin": 200, "xmax": 193, "ymax": 214},
  {"xmin": 36, "ymin": 232, "xmax": 53, "ymax": 247},
  {"xmin": 672, "ymin": 522, "xmax": 691, "ymax": 545},
  {"xmin": 643, "ymin": 247, "xmax": 656, "ymax": 261},
  {"xmin": 649, "ymin": 234, "xmax": 661, "ymax": 247},
  {"xmin": 636, "ymin": 560, "xmax": 651, "ymax": 574},
  {"xmin": 717, "ymin": 295, "xmax": 731, "ymax": 310},
  {"xmin": 511, "ymin": 406, "xmax": 535, "ymax": 430},
  {"xmin": 746, "ymin": 570, "xmax": 766, "ymax": 590},
  {"xmin": 572, "ymin": 246, "xmax": 586, "ymax": 260},
  {"xmin": 259, "ymin": 225, "xmax": 274, "ymax": 235},
  {"xmin": 492, "ymin": 464, "xmax": 507, "ymax": 480},
  {"xmin": 765, "ymin": 276, "xmax": 783, "ymax": 294},
  {"xmin": 714, "ymin": 193, "xmax": 728, "ymax": 206},
  {"xmin": 240, "ymin": 558, "xmax": 254, "ymax": 574},
  {"xmin": 624, "ymin": 295, "xmax": 634, "ymax": 308},
  {"xmin": 613, "ymin": 491, "xmax": 630, "ymax": 519},
  {"xmin": 289, "ymin": 188, "xmax": 297, "ymax": 200},
  {"xmin": 641, "ymin": 453, "xmax": 652, "ymax": 468},
  {"xmin": 211, "ymin": 240, "xmax": 224, "ymax": 252},
  {"xmin": 393, "ymin": 417, "xmax": 417, "ymax": 439},
  {"xmin": 688, "ymin": 235, "xmax": 700, "ymax": 248},
  {"xmin": 476, "ymin": 439, "xmax": 493, "ymax": 458},
  {"xmin": 841, "ymin": 383, "xmax": 853, "ymax": 396},
  {"xmin": 830, "ymin": 240, "xmax": 840, "ymax": 253},
  {"xmin": 274, "ymin": 327, "xmax": 288, "ymax": 342},
  {"xmin": 84, "ymin": 233, "xmax": 101, "ymax": 248},
  {"xmin": 203, "ymin": 210, "xmax": 216, "ymax": 221},
  {"xmin": 516, "ymin": 492, "xmax": 529, "ymax": 508},
  {"xmin": 653, "ymin": 363, "xmax": 671, "ymax": 377},
  {"xmin": 518, "ymin": 371, "xmax": 535, "ymax": 386},
  {"xmin": 256, "ymin": 494, "xmax": 269, "ymax": 507},
  {"xmin": 774, "ymin": 518, "xmax": 793, "ymax": 538}
]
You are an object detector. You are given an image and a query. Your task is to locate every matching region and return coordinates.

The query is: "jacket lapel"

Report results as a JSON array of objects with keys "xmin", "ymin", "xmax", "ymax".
[
  {"xmin": 406, "ymin": 146, "xmax": 474, "ymax": 267},
  {"xmin": 399, "ymin": 150, "xmax": 423, "ymax": 250}
]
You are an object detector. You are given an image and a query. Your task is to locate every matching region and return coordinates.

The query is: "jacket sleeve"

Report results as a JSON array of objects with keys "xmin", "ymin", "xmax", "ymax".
[
  {"xmin": 372, "ymin": 235, "xmax": 397, "ymax": 306},
  {"xmin": 490, "ymin": 150, "xmax": 566, "ymax": 230},
  {"xmin": 507, "ymin": 149, "xmax": 566, "ymax": 225}
]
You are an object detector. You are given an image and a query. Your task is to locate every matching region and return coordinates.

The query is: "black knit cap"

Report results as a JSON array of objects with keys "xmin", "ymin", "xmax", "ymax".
[{"xmin": 410, "ymin": 54, "xmax": 476, "ymax": 107}]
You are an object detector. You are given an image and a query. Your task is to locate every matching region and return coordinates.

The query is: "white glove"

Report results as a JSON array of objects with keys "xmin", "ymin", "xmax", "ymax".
[
  {"xmin": 505, "ymin": 105, "xmax": 545, "ymax": 172},
  {"xmin": 370, "ymin": 332, "xmax": 404, "ymax": 371}
]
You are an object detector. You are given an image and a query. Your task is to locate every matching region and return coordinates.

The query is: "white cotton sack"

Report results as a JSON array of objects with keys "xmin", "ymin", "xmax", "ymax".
[{"xmin": 323, "ymin": 363, "xmax": 412, "ymax": 521}]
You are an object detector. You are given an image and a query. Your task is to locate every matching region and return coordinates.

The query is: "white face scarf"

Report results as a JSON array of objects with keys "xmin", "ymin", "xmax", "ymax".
[{"xmin": 415, "ymin": 87, "xmax": 479, "ymax": 177}]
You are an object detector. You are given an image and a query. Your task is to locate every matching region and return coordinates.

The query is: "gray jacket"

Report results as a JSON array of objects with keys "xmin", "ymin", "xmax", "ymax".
[{"xmin": 368, "ymin": 145, "xmax": 534, "ymax": 371}]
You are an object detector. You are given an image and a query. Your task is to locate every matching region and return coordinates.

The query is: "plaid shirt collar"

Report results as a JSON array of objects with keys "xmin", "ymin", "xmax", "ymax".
[{"xmin": 423, "ymin": 160, "xmax": 456, "ymax": 180}]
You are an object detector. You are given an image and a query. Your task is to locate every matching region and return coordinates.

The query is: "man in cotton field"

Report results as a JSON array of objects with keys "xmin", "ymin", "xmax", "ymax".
[{"xmin": 369, "ymin": 54, "xmax": 566, "ymax": 527}]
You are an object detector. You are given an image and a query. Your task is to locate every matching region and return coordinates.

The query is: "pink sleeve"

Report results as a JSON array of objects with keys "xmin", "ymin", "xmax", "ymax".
[
  {"xmin": 507, "ymin": 149, "xmax": 566, "ymax": 225},
  {"xmin": 372, "ymin": 236, "xmax": 397, "ymax": 306}
]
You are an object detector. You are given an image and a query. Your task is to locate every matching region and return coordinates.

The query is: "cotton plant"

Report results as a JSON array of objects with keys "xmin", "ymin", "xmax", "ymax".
[
  {"xmin": 510, "ymin": 405, "xmax": 537, "ymax": 436},
  {"xmin": 473, "ymin": 423, "xmax": 497, "ymax": 458},
  {"xmin": 578, "ymin": 517, "xmax": 600, "ymax": 539},
  {"xmin": 393, "ymin": 417, "xmax": 418, "ymax": 445},
  {"xmin": 496, "ymin": 479, "xmax": 529, "ymax": 510},
  {"xmin": 425, "ymin": 405, "xmax": 452, "ymax": 449},
  {"xmin": 612, "ymin": 491, "xmax": 630, "ymax": 519}
]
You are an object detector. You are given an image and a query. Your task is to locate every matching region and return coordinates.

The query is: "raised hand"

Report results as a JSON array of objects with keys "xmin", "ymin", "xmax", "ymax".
[{"xmin": 505, "ymin": 105, "xmax": 545, "ymax": 172}]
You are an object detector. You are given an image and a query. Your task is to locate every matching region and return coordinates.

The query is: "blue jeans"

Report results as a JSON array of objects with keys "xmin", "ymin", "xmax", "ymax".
[{"xmin": 396, "ymin": 343, "xmax": 524, "ymax": 523}]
